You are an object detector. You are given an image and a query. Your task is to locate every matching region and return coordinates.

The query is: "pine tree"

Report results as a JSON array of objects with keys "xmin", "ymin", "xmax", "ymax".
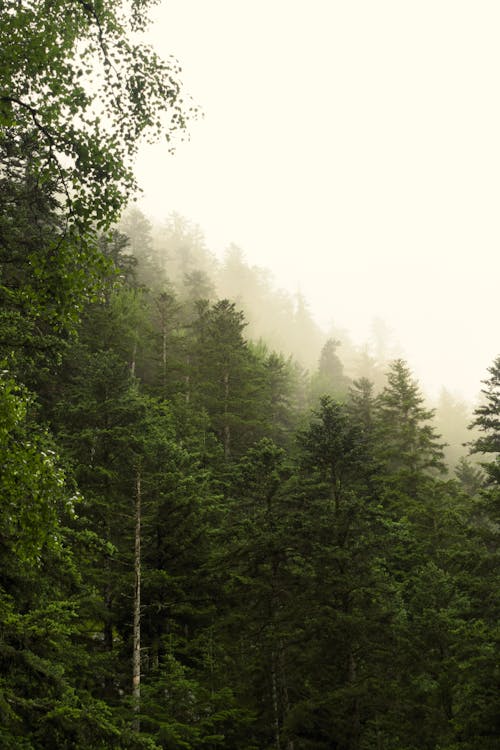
[
  {"xmin": 375, "ymin": 359, "xmax": 446, "ymax": 505},
  {"xmin": 310, "ymin": 338, "xmax": 350, "ymax": 404},
  {"xmin": 469, "ymin": 355, "xmax": 500, "ymax": 485},
  {"xmin": 458, "ymin": 355, "xmax": 500, "ymax": 747},
  {"xmin": 286, "ymin": 397, "xmax": 393, "ymax": 750},
  {"xmin": 189, "ymin": 299, "xmax": 263, "ymax": 460},
  {"xmin": 371, "ymin": 361, "xmax": 480, "ymax": 749},
  {"xmin": 214, "ymin": 439, "xmax": 298, "ymax": 750}
]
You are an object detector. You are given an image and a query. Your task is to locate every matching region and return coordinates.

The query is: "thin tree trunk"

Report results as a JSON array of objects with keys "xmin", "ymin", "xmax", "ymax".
[
  {"xmin": 132, "ymin": 469, "xmax": 141, "ymax": 730},
  {"xmin": 131, "ymin": 338, "xmax": 138, "ymax": 377},
  {"xmin": 150, "ymin": 637, "xmax": 160, "ymax": 672}
]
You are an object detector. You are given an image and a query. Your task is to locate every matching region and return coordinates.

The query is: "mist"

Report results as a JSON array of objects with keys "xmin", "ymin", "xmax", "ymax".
[
  {"xmin": 4, "ymin": 1, "xmax": 500, "ymax": 743},
  {"xmin": 134, "ymin": 0, "xmax": 500, "ymax": 404},
  {"xmin": 119, "ymin": 205, "xmax": 482, "ymax": 470}
]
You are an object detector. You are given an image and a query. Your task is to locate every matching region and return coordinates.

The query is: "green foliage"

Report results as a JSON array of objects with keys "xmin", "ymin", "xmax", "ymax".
[
  {"xmin": 189, "ymin": 299, "xmax": 265, "ymax": 459},
  {"xmin": 3, "ymin": 268, "xmax": 500, "ymax": 748},
  {"xmin": 0, "ymin": 0, "xmax": 194, "ymax": 230},
  {"xmin": 3, "ymin": 3, "xmax": 499, "ymax": 742},
  {"xmin": 0, "ymin": 372, "xmax": 76, "ymax": 564},
  {"xmin": 374, "ymin": 359, "xmax": 446, "ymax": 511},
  {"xmin": 470, "ymin": 355, "xmax": 500, "ymax": 483},
  {"xmin": 455, "ymin": 457, "xmax": 485, "ymax": 496},
  {"xmin": 310, "ymin": 338, "xmax": 350, "ymax": 404},
  {"xmin": 0, "ymin": 0, "xmax": 194, "ymax": 384}
]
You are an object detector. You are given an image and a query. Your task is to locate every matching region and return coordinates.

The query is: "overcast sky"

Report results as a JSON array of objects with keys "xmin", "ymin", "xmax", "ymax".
[{"xmin": 135, "ymin": 0, "xmax": 500, "ymax": 402}]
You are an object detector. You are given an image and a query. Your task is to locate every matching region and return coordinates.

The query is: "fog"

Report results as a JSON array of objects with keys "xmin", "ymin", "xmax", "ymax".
[{"xmin": 134, "ymin": 0, "xmax": 500, "ymax": 403}]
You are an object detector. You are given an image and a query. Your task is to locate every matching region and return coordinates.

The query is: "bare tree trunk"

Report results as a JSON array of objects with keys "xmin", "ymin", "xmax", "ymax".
[
  {"xmin": 150, "ymin": 637, "xmax": 159, "ymax": 672},
  {"xmin": 131, "ymin": 338, "xmax": 138, "ymax": 378},
  {"xmin": 132, "ymin": 470, "xmax": 141, "ymax": 730}
]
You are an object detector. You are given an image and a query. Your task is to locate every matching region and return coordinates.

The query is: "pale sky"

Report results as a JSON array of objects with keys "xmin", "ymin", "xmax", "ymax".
[{"xmin": 135, "ymin": 0, "xmax": 500, "ymax": 402}]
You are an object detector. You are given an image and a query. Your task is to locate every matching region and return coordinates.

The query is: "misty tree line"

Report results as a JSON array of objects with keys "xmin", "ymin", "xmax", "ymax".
[
  {"xmin": 2, "ymin": 1, "xmax": 499, "ymax": 748},
  {"xmin": 1, "ymin": 205, "xmax": 499, "ymax": 749}
]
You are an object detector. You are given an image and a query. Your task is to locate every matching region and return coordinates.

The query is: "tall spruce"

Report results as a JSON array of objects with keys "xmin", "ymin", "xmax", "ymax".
[{"xmin": 375, "ymin": 359, "xmax": 446, "ymax": 506}]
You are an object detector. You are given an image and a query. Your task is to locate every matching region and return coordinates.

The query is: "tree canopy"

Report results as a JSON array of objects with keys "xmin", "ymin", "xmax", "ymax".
[{"xmin": 1, "ymin": 2, "xmax": 498, "ymax": 748}]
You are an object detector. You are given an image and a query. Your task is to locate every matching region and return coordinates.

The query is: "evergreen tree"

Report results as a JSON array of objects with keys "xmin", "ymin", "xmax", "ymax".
[
  {"xmin": 375, "ymin": 359, "xmax": 446, "ymax": 506},
  {"xmin": 288, "ymin": 397, "xmax": 391, "ymax": 750},
  {"xmin": 469, "ymin": 355, "xmax": 500, "ymax": 484},
  {"xmin": 310, "ymin": 338, "xmax": 350, "ymax": 403},
  {"xmin": 435, "ymin": 388, "xmax": 474, "ymax": 470},
  {"xmin": 0, "ymin": 373, "xmax": 124, "ymax": 748},
  {"xmin": 290, "ymin": 292, "xmax": 324, "ymax": 370},
  {"xmin": 455, "ymin": 456, "xmax": 485, "ymax": 497},
  {"xmin": 460, "ymin": 354, "xmax": 500, "ymax": 747},
  {"xmin": 214, "ymin": 439, "xmax": 298, "ymax": 750},
  {"xmin": 153, "ymin": 213, "xmax": 215, "ymax": 291},
  {"xmin": 189, "ymin": 299, "xmax": 263, "ymax": 460},
  {"xmin": 370, "ymin": 362, "xmax": 482, "ymax": 749}
]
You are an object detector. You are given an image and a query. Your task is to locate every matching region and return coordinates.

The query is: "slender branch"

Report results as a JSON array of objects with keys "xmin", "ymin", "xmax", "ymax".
[{"xmin": 0, "ymin": 95, "xmax": 72, "ymax": 210}]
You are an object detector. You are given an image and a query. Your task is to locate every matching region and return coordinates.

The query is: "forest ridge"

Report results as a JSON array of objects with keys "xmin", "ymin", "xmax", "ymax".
[{"xmin": 1, "ymin": 2, "xmax": 500, "ymax": 749}]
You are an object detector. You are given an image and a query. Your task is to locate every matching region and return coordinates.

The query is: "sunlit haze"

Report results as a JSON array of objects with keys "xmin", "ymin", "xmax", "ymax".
[{"xmin": 135, "ymin": 0, "xmax": 500, "ymax": 402}]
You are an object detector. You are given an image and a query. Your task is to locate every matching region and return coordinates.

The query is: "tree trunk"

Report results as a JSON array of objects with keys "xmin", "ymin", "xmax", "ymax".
[
  {"xmin": 132, "ymin": 469, "xmax": 141, "ymax": 730},
  {"xmin": 131, "ymin": 338, "xmax": 138, "ymax": 377}
]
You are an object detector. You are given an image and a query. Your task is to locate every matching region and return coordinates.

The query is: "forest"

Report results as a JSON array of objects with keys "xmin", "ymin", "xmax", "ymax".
[{"xmin": 1, "ymin": 2, "xmax": 499, "ymax": 749}]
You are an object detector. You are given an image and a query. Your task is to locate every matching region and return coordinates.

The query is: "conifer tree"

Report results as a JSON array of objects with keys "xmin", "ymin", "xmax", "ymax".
[
  {"xmin": 375, "ymin": 359, "xmax": 446, "ymax": 505},
  {"xmin": 0, "ymin": 374, "xmax": 125, "ymax": 748},
  {"xmin": 214, "ymin": 439, "xmax": 298, "ymax": 750},
  {"xmin": 310, "ymin": 338, "xmax": 350, "ymax": 403},
  {"xmin": 459, "ymin": 355, "xmax": 500, "ymax": 747},
  {"xmin": 288, "ymin": 397, "xmax": 392, "ymax": 750},
  {"xmin": 190, "ymin": 299, "xmax": 263, "ymax": 460},
  {"xmin": 469, "ymin": 355, "xmax": 500, "ymax": 485}
]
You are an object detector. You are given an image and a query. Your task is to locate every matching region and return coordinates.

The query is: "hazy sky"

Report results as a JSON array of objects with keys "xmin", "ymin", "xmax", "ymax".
[{"xmin": 135, "ymin": 0, "xmax": 500, "ymax": 402}]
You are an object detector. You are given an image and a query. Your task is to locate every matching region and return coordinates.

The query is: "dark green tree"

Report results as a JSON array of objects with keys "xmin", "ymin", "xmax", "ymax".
[
  {"xmin": 0, "ymin": 373, "xmax": 127, "ymax": 748},
  {"xmin": 457, "ymin": 354, "xmax": 500, "ymax": 748},
  {"xmin": 287, "ymin": 397, "xmax": 392, "ymax": 750},
  {"xmin": 375, "ymin": 359, "xmax": 446, "ymax": 507},
  {"xmin": 189, "ymin": 299, "xmax": 263, "ymax": 460},
  {"xmin": 469, "ymin": 355, "xmax": 500, "ymax": 485},
  {"xmin": 213, "ymin": 439, "xmax": 298, "ymax": 750}
]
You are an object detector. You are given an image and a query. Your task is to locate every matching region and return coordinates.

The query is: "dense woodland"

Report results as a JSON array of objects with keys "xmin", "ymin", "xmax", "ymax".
[{"xmin": 1, "ymin": 2, "xmax": 500, "ymax": 749}]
